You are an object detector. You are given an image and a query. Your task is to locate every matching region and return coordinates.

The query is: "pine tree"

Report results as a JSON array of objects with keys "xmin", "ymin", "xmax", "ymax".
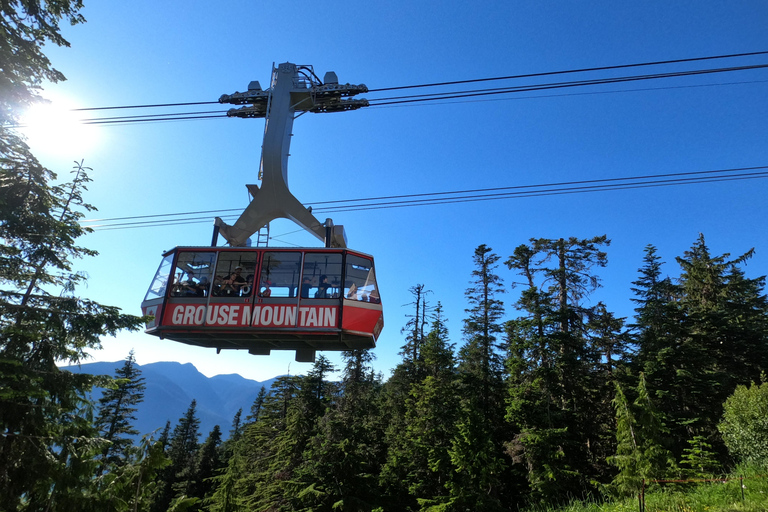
[
  {"xmin": 0, "ymin": 5, "xmax": 144, "ymax": 501},
  {"xmin": 400, "ymin": 284, "xmax": 431, "ymax": 370},
  {"xmin": 296, "ymin": 350, "xmax": 385, "ymax": 511},
  {"xmin": 245, "ymin": 385, "xmax": 267, "ymax": 424},
  {"xmin": 634, "ymin": 236, "xmax": 768, "ymax": 461},
  {"xmin": 608, "ymin": 374, "xmax": 673, "ymax": 497},
  {"xmin": 95, "ymin": 350, "xmax": 146, "ymax": 473},
  {"xmin": 170, "ymin": 400, "xmax": 202, "ymax": 495},
  {"xmin": 381, "ymin": 302, "xmax": 458, "ymax": 511},
  {"xmin": 443, "ymin": 245, "xmax": 507, "ymax": 510},
  {"xmin": 504, "ymin": 236, "xmax": 614, "ymax": 503},
  {"xmin": 459, "ymin": 244, "xmax": 506, "ymax": 414},
  {"xmin": 191, "ymin": 425, "xmax": 223, "ymax": 502},
  {"xmin": 151, "ymin": 400, "xmax": 202, "ymax": 511}
]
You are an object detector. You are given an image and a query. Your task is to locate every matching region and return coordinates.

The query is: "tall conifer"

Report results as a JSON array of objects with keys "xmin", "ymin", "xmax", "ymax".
[{"xmin": 95, "ymin": 350, "xmax": 146, "ymax": 473}]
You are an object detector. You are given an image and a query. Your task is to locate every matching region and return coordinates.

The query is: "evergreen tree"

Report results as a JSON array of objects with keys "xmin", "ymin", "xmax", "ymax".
[
  {"xmin": 504, "ymin": 236, "xmax": 614, "ymax": 503},
  {"xmin": 212, "ymin": 366, "xmax": 336, "ymax": 512},
  {"xmin": 679, "ymin": 435, "xmax": 719, "ymax": 478},
  {"xmin": 296, "ymin": 350, "xmax": 385, "ymax": 511},
  {"xmin": 191, "ymin": 425, "xmax": 223, "ymax": 503},
  {"xmin": 0, "ymin": 4, "xmax": 144, "ymax": 501},
  {"xmin": 400, "ymin": 284, "xmax": 431, "ymax": 370},
  {"xmin": 95, "ymin": 350, "xmax": 146, "ymax": 473},
  {"xmin": 229, "ymin": 408, "xmax": 243, "ymax": 440},
  {"xmin": 634, "ymin": 236, "xmax": 768, "ymax": 461},
  {"xmin": 245, "ymin": 385, "xmax": 267, "ymax": 423},
  {"xmin": 1, "ymin": 0, "xmax": 85, "ymax": 122},
  {"xmin": 459, "ymin": 244, "xmax": 506, "ymax": 414},
  {"xmin": 608, "ymin": 374, "xmax": 673, "ymax": 497},
  {"xmin": 443, "ymin": 245, "xmax": 507, "ymax": 510},
  {"xmin": 381, "ymin": 302, "xmax": 458, "ymax": 511},
  {"xmin": 170, "ymin": 400, "xmax": 202, "ymax": 495},
  {"xmin": 152, "ymin": 400, "xmax": 202, "ymax": 511}
]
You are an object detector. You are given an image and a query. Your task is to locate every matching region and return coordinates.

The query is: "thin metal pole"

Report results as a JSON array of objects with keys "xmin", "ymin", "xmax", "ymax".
[{"xmin": 741, "ymin": 475, "xmax": 745, "ymax": 501}]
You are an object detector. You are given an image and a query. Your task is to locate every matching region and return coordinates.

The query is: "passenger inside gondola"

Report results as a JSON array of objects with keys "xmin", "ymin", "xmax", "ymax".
[
  {"xmin": 180, "ymin": 271, "xmax": 199, "ymax": 296},
  {"xmin": 315, "ymin": 275, "xmax": 330, "ymax": 298},
  {"xmin": 220, "ymin": 266, "xmax": 246, "ymax": 296},
  {"xmin": 243, "ymin": 274, "xmax": 254, "ymax": 296},
  {"xmin": 300, "ymin": 276, "xmax": 312, "ymax": 298}
]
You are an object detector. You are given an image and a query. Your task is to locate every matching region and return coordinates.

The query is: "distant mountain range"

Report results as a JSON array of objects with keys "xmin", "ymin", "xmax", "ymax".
[{"xmin": 62, "ymin": 361, "xmax": 279, "ymax": 440}]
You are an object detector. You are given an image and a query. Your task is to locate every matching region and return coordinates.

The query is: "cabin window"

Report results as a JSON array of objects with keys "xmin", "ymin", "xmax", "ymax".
[
  {"xmin": 258, "ymin": 252, "xmax": 302, "ymax": 298},
  {"xmin": 344, "ymin": 254, "xmax": 380, "ymax": 303},
  {"xmin": 144, "ymin": 253, "xmax": 174, "ymax": 301},
  {"xmin": 211, "ymin": 252, "xmax": 259, "ymax": 297},
  {"xmin": 170, "ymin": 251, "xmax": 217, "ymax": 297},
  {"xmin": 301, "ymin": 253, "xmax": 343, "ymax": 299}
]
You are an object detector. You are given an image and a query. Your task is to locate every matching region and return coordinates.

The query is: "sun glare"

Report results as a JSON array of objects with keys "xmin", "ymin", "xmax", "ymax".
[{"xmin": 19, "ymin": 95, "xmax": 100, "ymax": 158}]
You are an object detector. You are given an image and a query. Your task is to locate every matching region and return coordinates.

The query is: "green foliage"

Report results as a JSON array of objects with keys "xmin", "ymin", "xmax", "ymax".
[
  {"xmin": 608, "ymin": 375, "xmax": 673, "ymax": 497},
  {"xmin": 719, "ymin": 380, "xmax": 768, "ymax": 464},
  {"xmin": 0, "ymin": 154, "xmax": 143, "ymax": 509},
  {"xmin": 96, "ymin": 350, "xmax": 146, "ymax": 473},
  {"xmin": 295, "ymin": 350, "xmax": 385, "ymax": 512},
  {"xmin": 505, "ymin": 236, "xmax": 616, "ymax": 504},
  {"xmin": 679, "ymin": 435, "xmax": 719, "ymax": 479},
  {"xmin": 634, "ymin": 236, "xmax": 768, "ymax": 464},
  {"xmin": 0, "ymin": 0, "xmax": 86, "ymax": 122},
  {"xmin": 380, "ymin": 302, "xmax": 458, "ymax": 511}
]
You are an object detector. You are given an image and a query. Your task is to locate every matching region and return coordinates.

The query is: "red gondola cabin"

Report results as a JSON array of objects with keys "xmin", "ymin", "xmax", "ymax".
[{"xmin": 141, "ymin": 246, "xmax": 383, "ymax": 362}]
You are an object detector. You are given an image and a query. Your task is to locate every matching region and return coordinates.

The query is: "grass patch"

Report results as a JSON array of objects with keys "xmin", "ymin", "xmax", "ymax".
[{"xmin": 522, "ymin": 465, "xmax": 768, "ymax": 512}]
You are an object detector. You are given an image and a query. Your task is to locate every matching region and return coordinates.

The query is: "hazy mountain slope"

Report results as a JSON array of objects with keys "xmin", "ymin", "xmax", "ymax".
[{"xmin": 62, "ymin": 361, "xmax": 278, "ymax": 439}]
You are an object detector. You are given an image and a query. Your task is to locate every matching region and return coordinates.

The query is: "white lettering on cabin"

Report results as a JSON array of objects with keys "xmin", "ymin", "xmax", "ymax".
[
  {"xmin": 285, "ymin": 306, "xmax": 297, "ymax": 325},
  {"xmin": 172, "ymin": 305, "xmax": 184, "ymax": 324},
  {"xmin": 218, "ymin": 305, "xmax": 229, "ymax": 325},
  {"xmin": 306, "ymin": 307, "xmax": 318, "ymax": 327},
  {"xmin": 273, "ymin": 306, "xmax": 285, "ymax": 326},
  {"xmin": 166, "ymin": 304, "xmax": 337, "ymax": 328},
  {"xmin": 324, "ymin": 307, "xmax": 336, "ymax": 327},
  {"xmin": 228, "ymin": 307, "xmax": 239, "ymax": 325},
  {"xmin": 260, "ymin": 306, "xmax": 273, "ymax": 325}
]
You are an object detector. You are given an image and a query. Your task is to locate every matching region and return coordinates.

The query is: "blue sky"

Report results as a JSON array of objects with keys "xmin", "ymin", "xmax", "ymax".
[{"xmin": 24, "ymin": 1, "xmax": 768, "ymax": 381}]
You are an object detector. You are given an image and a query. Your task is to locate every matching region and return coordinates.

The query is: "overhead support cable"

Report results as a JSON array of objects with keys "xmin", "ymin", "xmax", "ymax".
[
  {"xmin": 367, "ymin": 63, "xmax": 768, "ymax": 106},
  {"xmin": 367, "ymin": 50, "xmax": 768, "ymax": 92},
  {"xmin": 82, "ymin": 166, "xmax": 768, "ymax": 231}
]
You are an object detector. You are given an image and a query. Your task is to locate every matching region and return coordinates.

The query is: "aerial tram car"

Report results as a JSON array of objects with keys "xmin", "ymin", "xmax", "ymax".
[{"xmin": 140, "ymin": 63, "xmax": 382, "ymax": 362}]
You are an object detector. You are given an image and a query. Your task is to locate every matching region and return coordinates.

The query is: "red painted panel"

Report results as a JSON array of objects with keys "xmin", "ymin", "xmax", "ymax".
[{"xmin": 342, "ymin": 302, "xmax": 383, "ymax": 339}]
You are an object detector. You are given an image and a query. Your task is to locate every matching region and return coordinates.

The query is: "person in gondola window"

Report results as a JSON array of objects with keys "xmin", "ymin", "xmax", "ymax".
[
  {"xmin": 300, "ymin": 276, "xmax": 312, "ymax": 298},
  {"xmin": 315, "ymin": 275, "xmax": 330, "ymax": 298},
  {"xmin": 181, "ymin": 271, "xmax": 199, "ymax": 296},
  {"xmin": 221, "ymin": 266, "xmax": 246, "ymax": 296}
]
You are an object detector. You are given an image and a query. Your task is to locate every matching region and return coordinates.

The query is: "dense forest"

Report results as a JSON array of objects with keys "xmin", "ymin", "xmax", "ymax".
[{"xmin": 3, "ymin": 2, "xmax": 768, "ymax": 511}]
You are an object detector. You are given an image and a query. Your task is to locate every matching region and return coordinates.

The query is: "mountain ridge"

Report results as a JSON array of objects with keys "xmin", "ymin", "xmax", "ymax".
[{"xmin": 62, "ymin": 360, "xmax": 280, "ymax": 440}]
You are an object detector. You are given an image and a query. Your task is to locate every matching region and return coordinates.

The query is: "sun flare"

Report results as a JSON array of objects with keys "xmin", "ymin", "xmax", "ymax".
[{"xmin": 19, "ymin": 95, "xmax": 100, "ymax": 158}]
